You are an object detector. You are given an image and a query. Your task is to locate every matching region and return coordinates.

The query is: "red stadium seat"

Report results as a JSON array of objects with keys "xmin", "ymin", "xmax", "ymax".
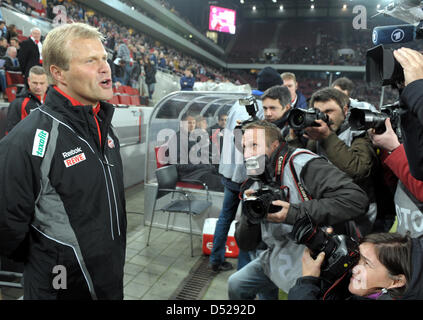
[
  {"xmin": 118, "ymin": 95, "xmax": 131, "ymax": 105},
  {"xmin": 6, "ymin": 71, "xmax": 25, "ymax": 87},
  {"xmin": 130, "ymin": 95, "xmax": 140, "ymax": 106},
  {"xmin": 107, "ymin": 95, "xmax": 120, "ymax": 104},
  {"xmin": 113, "ymin": 86, "xmax": 126, "ymax": 94},
  {"xmin": 5, "ymin": 86, "xmax": 17, "ymax": 102}
]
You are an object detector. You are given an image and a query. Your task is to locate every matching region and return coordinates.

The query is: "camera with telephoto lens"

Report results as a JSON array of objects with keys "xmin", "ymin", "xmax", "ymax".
[
  {"xmin": 235, "ymin": 96, "xmax": 259, "ymax": 130},
  {"xmin": 243, "ymin": 181, "xmax": 287, "ymax": 225},
  {"xmin": 348, "ymin": 102, "xmax": 404, "ymax": 136},
  {"xmin": 290, "ymin": 214, "xmax": 360, "ymax": 282},
  {"xmin": 288, "ymin": 108, "xmax": 330, "ymax": 131}
]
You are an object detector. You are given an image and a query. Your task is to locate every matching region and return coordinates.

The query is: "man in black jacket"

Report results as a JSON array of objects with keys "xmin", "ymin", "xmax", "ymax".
[
  {"xmin": 0, "ymin": 22, "xmax": 126, "ymax": 300},
  {"xmin": 17, "ymin": 27, "xmax": 42, "ymax": 80},
  {"xmin": 6, "ymin": 65, "xmax": 48, "ymax": 133}
]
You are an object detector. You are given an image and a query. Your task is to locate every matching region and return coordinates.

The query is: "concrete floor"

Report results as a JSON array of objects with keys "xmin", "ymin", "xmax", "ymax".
[{"xmin": 1, "ymin": 183, "xmax": 238, "ymax": 300}]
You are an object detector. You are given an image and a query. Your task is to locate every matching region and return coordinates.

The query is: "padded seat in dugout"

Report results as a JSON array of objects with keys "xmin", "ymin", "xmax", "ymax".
[
  {"xmin": 154, "ymin": 145, "xmax": 203, "ymax": 189},
  {"xmin": 146, "ymin": 165, "xmax": 212, "ymax": 257}
]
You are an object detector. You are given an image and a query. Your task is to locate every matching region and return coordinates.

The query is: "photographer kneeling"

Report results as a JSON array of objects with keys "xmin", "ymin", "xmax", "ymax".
[
  {"xmin": 288, "ymin": 232, "xmax": 423, "ymax": 300},
  {"xmin": 228, "ymin": 120, "xmax": 369, "ymax": 300}
]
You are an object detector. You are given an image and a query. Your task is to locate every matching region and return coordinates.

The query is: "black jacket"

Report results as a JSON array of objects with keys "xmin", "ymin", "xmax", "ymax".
[
  {"xmin": 288, "ymin": 237, "xmax": 423, "ymax": 300},
  {"xmin": 0, "ymin": 86, "xmax": 127, "ymax": 300},
  {"xmin": 3, "ymin": 55, "xmax": 21, "ymax": 72},
  {"xmin": 399, "ymin": 79, "xmax": 423, "ymax": 181},
  {"xmin": 6, "ymin": 88, "xmax": 44, "ymax": 133},
  {"xmin": 17, "ymin": 37, "xmax": 41, "ymax": 79}
]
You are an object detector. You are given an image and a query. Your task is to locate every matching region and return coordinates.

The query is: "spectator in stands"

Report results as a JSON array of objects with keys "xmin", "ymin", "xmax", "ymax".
[
  {"xmin": 112, "ymin": 58, "xmax": 126, "ymax": 85},
  {"xmin": 281, "ymin": 72, "xmax": 307, "ymax": 110},
  {"xmin": 144, "ymin": 54, "xmax": 156, "ymax": 100},
  {"xmin": 130, "ymin": 55, "xmax": 141, "ymax": 90},
  {"xmin": 116, "ymin": 39, "xmax": 132, "ymax": 85},
  {"xmin": 0, "ymin": 36, "xmax": 7, "ymax": 57},
  {"xmin": 6, "ymin": 66, "xmax": 48, "ymax": 133},
  {"xmin": 180, "ymin": 68, "xmax": 195, "ymax": 91},
  {"xmin": 10, "ymin": 37, "xmax": 20, "ymax": 51},
  {"xmin": 137, "ymin": 54, "xmax": 148, "ymax": 98},
  {"xmin": 18, "ymin": 27, "xmax": 42, "ymax": 80},
  {"xmin": 158, "ymin": 51, "xmax": 166, "ymax": 69},
  {"xmin": 0, "ymin": 21, "xmax": 6, "ymax": 38},
  {"xmin": 5, "ymin": 24, "xmax": 17, "ymax": 44},
  {"xmin": 4, "ymin": 46, "xmax": 20, "ymax": 72}
]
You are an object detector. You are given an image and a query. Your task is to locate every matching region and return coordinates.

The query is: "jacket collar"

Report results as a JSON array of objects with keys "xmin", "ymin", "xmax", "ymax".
[{"xmin": 43, "ymin": 85, "xmax": 115, "ymax": 134}]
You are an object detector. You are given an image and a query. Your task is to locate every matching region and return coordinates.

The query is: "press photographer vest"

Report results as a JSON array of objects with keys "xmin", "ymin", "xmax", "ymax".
[
  {"xmin": 259, "ymin": 148, "xmax": 320, "ymax": 293},
  {"xmin": 394, "ymin": 181, "xmax": 423, "ymax": 237}
]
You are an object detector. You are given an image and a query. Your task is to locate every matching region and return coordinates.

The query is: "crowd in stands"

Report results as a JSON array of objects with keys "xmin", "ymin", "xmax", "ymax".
[{"xmin": 0, "ymin": 0, "xmax": 404, "ymax": 108}]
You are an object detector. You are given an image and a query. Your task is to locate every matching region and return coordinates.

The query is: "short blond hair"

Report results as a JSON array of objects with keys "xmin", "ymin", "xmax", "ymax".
[
  {"xmin": 281, "ymin": 72, "xmax": 297, "ymax": 82},
  {"xmin": 42, "ymin": 23, "xmax": 104, "ymax": 84}
]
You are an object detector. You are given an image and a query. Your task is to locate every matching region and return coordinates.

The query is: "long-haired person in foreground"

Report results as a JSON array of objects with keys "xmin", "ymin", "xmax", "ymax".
[{"xmin": 289, "ymin": 233, "xmax": 423, "ymax": 300}]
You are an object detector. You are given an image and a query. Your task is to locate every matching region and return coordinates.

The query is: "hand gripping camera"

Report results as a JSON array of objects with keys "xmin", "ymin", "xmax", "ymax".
[
  {"xmin": 243, "ymin": 181, "xmax": 287, "ymax": 225},
  {"xmin": 290, "ymin": 214, "xmax": 360, "ymax": 282},
  {"xmin": 243, "ymin": 154, "xmax": 286, "ymax": 225}
]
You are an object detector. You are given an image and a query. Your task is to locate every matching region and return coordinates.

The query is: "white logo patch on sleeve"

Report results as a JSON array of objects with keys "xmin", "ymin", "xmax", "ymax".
[{"xmin": 32, "ymin": 129, "xmax": 49, "ymax": 158}]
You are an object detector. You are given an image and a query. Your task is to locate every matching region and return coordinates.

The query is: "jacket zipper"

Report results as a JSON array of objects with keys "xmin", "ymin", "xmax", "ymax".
[{"xmin": 38, "ymin": 108, "xmax": 119, "ymax": 240}]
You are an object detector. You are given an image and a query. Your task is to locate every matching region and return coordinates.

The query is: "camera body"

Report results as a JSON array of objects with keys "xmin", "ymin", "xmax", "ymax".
[
  {"xmin": 290, "ymin": 215, "xmax": 360, "ymax": 282},
  {"xmin": 243, "ymin": 180, "xmax": 286, "ymax": 225},
  {"xmin": 288, "ymin": 108, "xmax": 330, "ymax": 131}
]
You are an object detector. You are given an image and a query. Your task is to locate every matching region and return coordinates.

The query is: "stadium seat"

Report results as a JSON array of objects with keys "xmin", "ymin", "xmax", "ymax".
[
  {"xmin": 5, "ymin": 71, "xmax": 25, "ymax": 87},
  {"xmin": 5, "ymin": 87, "xmax": 17, "ymax": 102},
  {"xmin": 130, "ymin": 95, "xmax": 140, "ymax": 106},
  {"xmin": 107, "ymin": 95, "xmax": 120, "ymax": 105},
  {"xmin": 118, "ymin": 95, "xmax": 131, "ymax": 105},
  {"xmin": 154, "ymin": 145, "xmax": 203, "ymax": 190}
]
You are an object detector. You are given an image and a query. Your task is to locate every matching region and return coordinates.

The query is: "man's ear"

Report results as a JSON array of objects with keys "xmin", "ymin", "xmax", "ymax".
[
  {"xmin": 270, "ymin": 140, "xmax": 280, "ymax": 153},
  {"xmin": 49, "ymin": 65, "xmax": 65, "ymax": 85},
  {"xmin": 343, "ymin": 105, "xmax": 349, "ymax": 117}
]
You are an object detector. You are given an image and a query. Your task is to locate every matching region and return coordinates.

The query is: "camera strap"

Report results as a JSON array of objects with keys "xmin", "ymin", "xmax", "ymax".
[{"xmin": 277, "ymin": 149, "xmax": 314, "ymax": 202}]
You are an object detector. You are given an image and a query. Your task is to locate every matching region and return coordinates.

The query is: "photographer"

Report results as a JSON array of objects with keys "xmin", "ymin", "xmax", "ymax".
[
  {"xmin": 288, "ymin": 232, "xmax": 423, "ymax": 300},
  {"xmin": 368, "ymin": 118, "xmax": 423, "ymax": 237},
  {"xmin": 227, "ymin": 120, "xmax": 368, "ymax": 300},
  {"xmin": 208, "ymin": 67, "xmax": 282, "ymax": 272},
  {"xmin": 303, "ymin": 87, "xmax": 379, "ymax": 236},
  {"xmin": 392, "ymin": 47, "xmax": 423, "ymax": 181}
]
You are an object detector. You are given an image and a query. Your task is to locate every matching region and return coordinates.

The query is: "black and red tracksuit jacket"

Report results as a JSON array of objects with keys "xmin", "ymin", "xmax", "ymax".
[
  {"xmin": 0, "ymin": 86, "xmax": 127, "ymax": 300},
  {"xmin": 6, "ymin": 88, "xmax": 46, "ymax": 134}
]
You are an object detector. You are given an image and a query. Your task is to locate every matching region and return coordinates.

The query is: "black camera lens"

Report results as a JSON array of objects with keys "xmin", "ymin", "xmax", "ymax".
[
  {"xmin": 288, "ymin": 108, "xmax": 329, "ymax": 130},
  {"xmin": 243, "ymin": 186, "xmax": 285, "ymax": 224},
  {"xmin": 349, "ymin": 108, "xmax": 388, "ymax": 134},
  {"xmin": 290, "ymin": 215, "xmax": 360, "ymax": 282}
]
